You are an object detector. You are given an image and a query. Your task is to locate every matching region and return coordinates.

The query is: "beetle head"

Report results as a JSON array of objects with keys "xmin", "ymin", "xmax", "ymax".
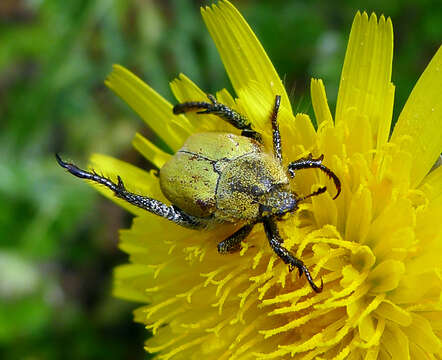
[{"xmin": 258, "ymin": 186, "xmax": 298, "ymax": 219}]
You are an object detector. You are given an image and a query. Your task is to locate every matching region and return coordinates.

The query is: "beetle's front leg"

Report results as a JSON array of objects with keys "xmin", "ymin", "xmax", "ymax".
[
  {"xmin": 173, "ymin": 94, "xmax": 262, "ymax": 143},
  {"xmin": 56, "ymin": 154, "xmax": 207, "ymax": 229},
  {"xmin": 217, "ymin": 223, "xmax": 255, "ymax": 254},
  {"xmin": 270, "ymin": 95, "xmax": 282, "ymax": 164},
  {"xmin": 263, "ymin": 218, "xmax": 323, "ymax": 293}
]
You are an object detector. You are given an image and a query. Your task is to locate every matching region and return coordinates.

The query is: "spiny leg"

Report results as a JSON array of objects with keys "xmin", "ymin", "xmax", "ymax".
[
  {"xmin": 288, "ymin": 154, "xmax": 341, "ymax": 199},
  {"xmin": 173, "ymin": 94, "xmax": 262, "ymax": 142},
  {"xmin": 263, "ymin": 217, "xmax": 323, "ymax": 293},
  {"xmin": 270, "ymin": 95, "xmax": 282, "ymax": 164},
  {"xmin": 55, "ymin": 154, "xmax": 206, "ymax": 229},
  {"xmin": 217, "ymin": 223, "xmax": 255, "ymax": 254}
]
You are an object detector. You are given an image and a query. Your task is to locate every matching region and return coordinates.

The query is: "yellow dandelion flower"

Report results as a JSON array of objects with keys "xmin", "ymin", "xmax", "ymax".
[{"xmin": 59, "ymin": 1, "xmax": 442, "ymax": 359}]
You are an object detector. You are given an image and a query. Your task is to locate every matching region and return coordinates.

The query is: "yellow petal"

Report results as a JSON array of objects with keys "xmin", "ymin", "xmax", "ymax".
[
  {"xmin": 368, "ymin": 259, "xmax": 405, "ymax": 293},
  {"xmin": 88, "ymin": 153, "xmax": 166, "ymax": 216},
  {"xmin": 170, "ymin": 73, "xmax": 207, "ymax": 105},
  {"xmin": 293, "ymin": 113, "xmax": 317, "ymax": 152},
  {"xmin": 375, "ymin": 142, "xmax": 413, "ymax": 195},
  {"xmin": 345, "ymin": 185, "xmax": 372, "ymax": 243},
  {"xmin": 105, "ymin": 65, "xmax": 191, "ymax": 151},
  {"xmin": 344, "ymin": 108, "xmax": 373, "ymax": 158},
  {"xmin": 132, "ymin": 133, "xmax": 171, "ymax": 169},
  {"xmin": 375, "ymin": 299, "xmax": 412, "ymax": 327},
  {"xmin": 235, "ymin": 83, "xmax": 297, "ymax": 158},
  {"xmin": 317, "ymin": 126, "xmax": 345, "ymax": 168},
  {"xmin": 402, "ymin": 314, "xmax": 442, "ymax": 355},
  {"xmin": 409, "ymin": 342, "xmax": 433, "ymax": 360},
  {"xmin": 235, "ymin": 82, "xmax": 275, "ymax": 136},
  {"xmin": 350, "ymin": 245, "xmax": 376, "ymax": 273},
  {"xmin": 416, "ymin": 167, "xmax": 442, "ymax": 248},
  {"xmin": 418, "ymin": 164, "xmax": 442, "ymax": 201},
  {"xmin": 391, "ymin": 46, "xmax": 442, "ymax": 188},
  {"xmin": 113, "ymin": 264, "xmax": 153, "ymax": 302},
  {"xmin": 366, "ymin": 198, "xmax": 414, "ymax": 250},
  {"xmin": 382, "ymin": 325, "xmax": 410, "ymax": 360},
  {"xmin": 311, "ymin": 78, "xmax": 333, "ymax": 127},
  {"xmin": 359, "ymin": 314, "xmax": 376, "ymax": 342},
  {"xmin": 215, "ymin": 88, "xmax": 237, "ymax": 109},
  {"xmin": 201, "ymin": 1, "xmax": 291, "ymax": 112},
  {"xmin": 335, "ymin": 12, "xmax": 394, "ymax": 151},
  {"xmin": 364, "ymin": 347, "xmax": 380, "ymax": 360},
  {"xmin": 312, "ymin": 191, "xmax": 337, "ymax": 228}
]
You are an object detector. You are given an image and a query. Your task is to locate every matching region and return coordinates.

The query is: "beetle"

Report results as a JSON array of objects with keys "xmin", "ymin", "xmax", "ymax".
[{"xmin": 56, "ymin": 94, "xmax": 341, "ymax": 292}]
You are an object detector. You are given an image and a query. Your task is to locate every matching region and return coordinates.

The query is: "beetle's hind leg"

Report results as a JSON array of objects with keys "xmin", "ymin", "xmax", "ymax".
[
  {"xmin": 173, "ymin": 94, "xmax": 262, "ymax": 143},
  {"xmin": 217, "ymin": 223, "xmax": 255, "ymax": 254},
  {"xmin": 263, "ymin": 218, "xmax": 323, "ymax": 293},
  {"xmin": 56, "ymin": 154, "xmax": 207, "ymax": 229}
]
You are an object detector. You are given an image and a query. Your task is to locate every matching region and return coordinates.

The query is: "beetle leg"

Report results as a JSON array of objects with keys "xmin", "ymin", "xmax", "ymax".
[
  {"xmin": 270, "ymin": 95, "xmax": 283, "ymax": 164},
  {"xmin": 287, "ymin": 154, "xmax": 341, "ymax": 199},
  {"xmin": 217, "ymin": 223, "xmax": 255, "ymax": 254},
  {"xmin": 56, "ymin": 154, "xmax": 208, "ymax": 229},
  {"xmin": 263, "ymin": 218, "xmax": 323, "ymax": 293},
  {"xmin": 173, "ymin": 94, "xmax": 262, "ymax": 143}
]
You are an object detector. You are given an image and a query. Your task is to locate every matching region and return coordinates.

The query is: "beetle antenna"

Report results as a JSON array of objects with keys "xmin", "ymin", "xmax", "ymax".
[
  {"xmin": 297, "ymin": 186, "xmax": 327, "ymax": 203},
  {"xmin": 288, "ymin": 154, "xmax": 341, "ymax": 199}
]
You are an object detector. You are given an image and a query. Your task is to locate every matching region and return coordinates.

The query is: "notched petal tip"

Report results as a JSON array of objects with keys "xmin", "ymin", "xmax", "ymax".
[
  {"xmin": 336, "ymin": 9, "xmax": 394, "ymax": 151},
  {"xmin": 201, "ymin": 0, "xmax": 291, "ymax": 113}
]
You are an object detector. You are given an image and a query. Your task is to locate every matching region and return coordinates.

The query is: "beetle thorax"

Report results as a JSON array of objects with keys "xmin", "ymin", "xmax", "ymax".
[{"xmin": 214, "ymin": 152, "xmax": 292, "ymax": 222}]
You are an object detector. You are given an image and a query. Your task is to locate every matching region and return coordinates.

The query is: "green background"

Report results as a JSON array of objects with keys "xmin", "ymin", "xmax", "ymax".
[{"xmin": 0, "ymin": 0, "xmax": 439, "ymax": 359}]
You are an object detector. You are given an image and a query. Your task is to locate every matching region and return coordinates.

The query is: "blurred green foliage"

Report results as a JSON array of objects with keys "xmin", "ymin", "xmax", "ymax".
[{"xmin": 0, "ymin": 0, "xmax": 439, "ymax": 359}]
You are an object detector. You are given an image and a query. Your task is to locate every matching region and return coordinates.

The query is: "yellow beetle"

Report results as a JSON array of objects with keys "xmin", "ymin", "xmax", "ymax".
[{"xmin": 57, "ymin": 95, "xmax": 341, "ymax": 292}]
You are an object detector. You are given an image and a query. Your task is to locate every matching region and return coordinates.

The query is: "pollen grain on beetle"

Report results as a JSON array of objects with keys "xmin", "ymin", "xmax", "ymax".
[{"xmin": 64, "ymin": 1, "xmax": 442, "ymax": 359}]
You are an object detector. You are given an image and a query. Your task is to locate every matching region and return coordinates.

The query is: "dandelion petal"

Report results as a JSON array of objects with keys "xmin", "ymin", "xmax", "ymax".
[
  {"xmin": 335, "ymin": 12, "xmax": 394, "ymax": 151},
  {"xmin": 391, "ymin": 46, "xmax": 442, "ymax": 188},
  {"xmin": 201, "ymin": 1, "xmax": 291, "ymax": 112}
]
